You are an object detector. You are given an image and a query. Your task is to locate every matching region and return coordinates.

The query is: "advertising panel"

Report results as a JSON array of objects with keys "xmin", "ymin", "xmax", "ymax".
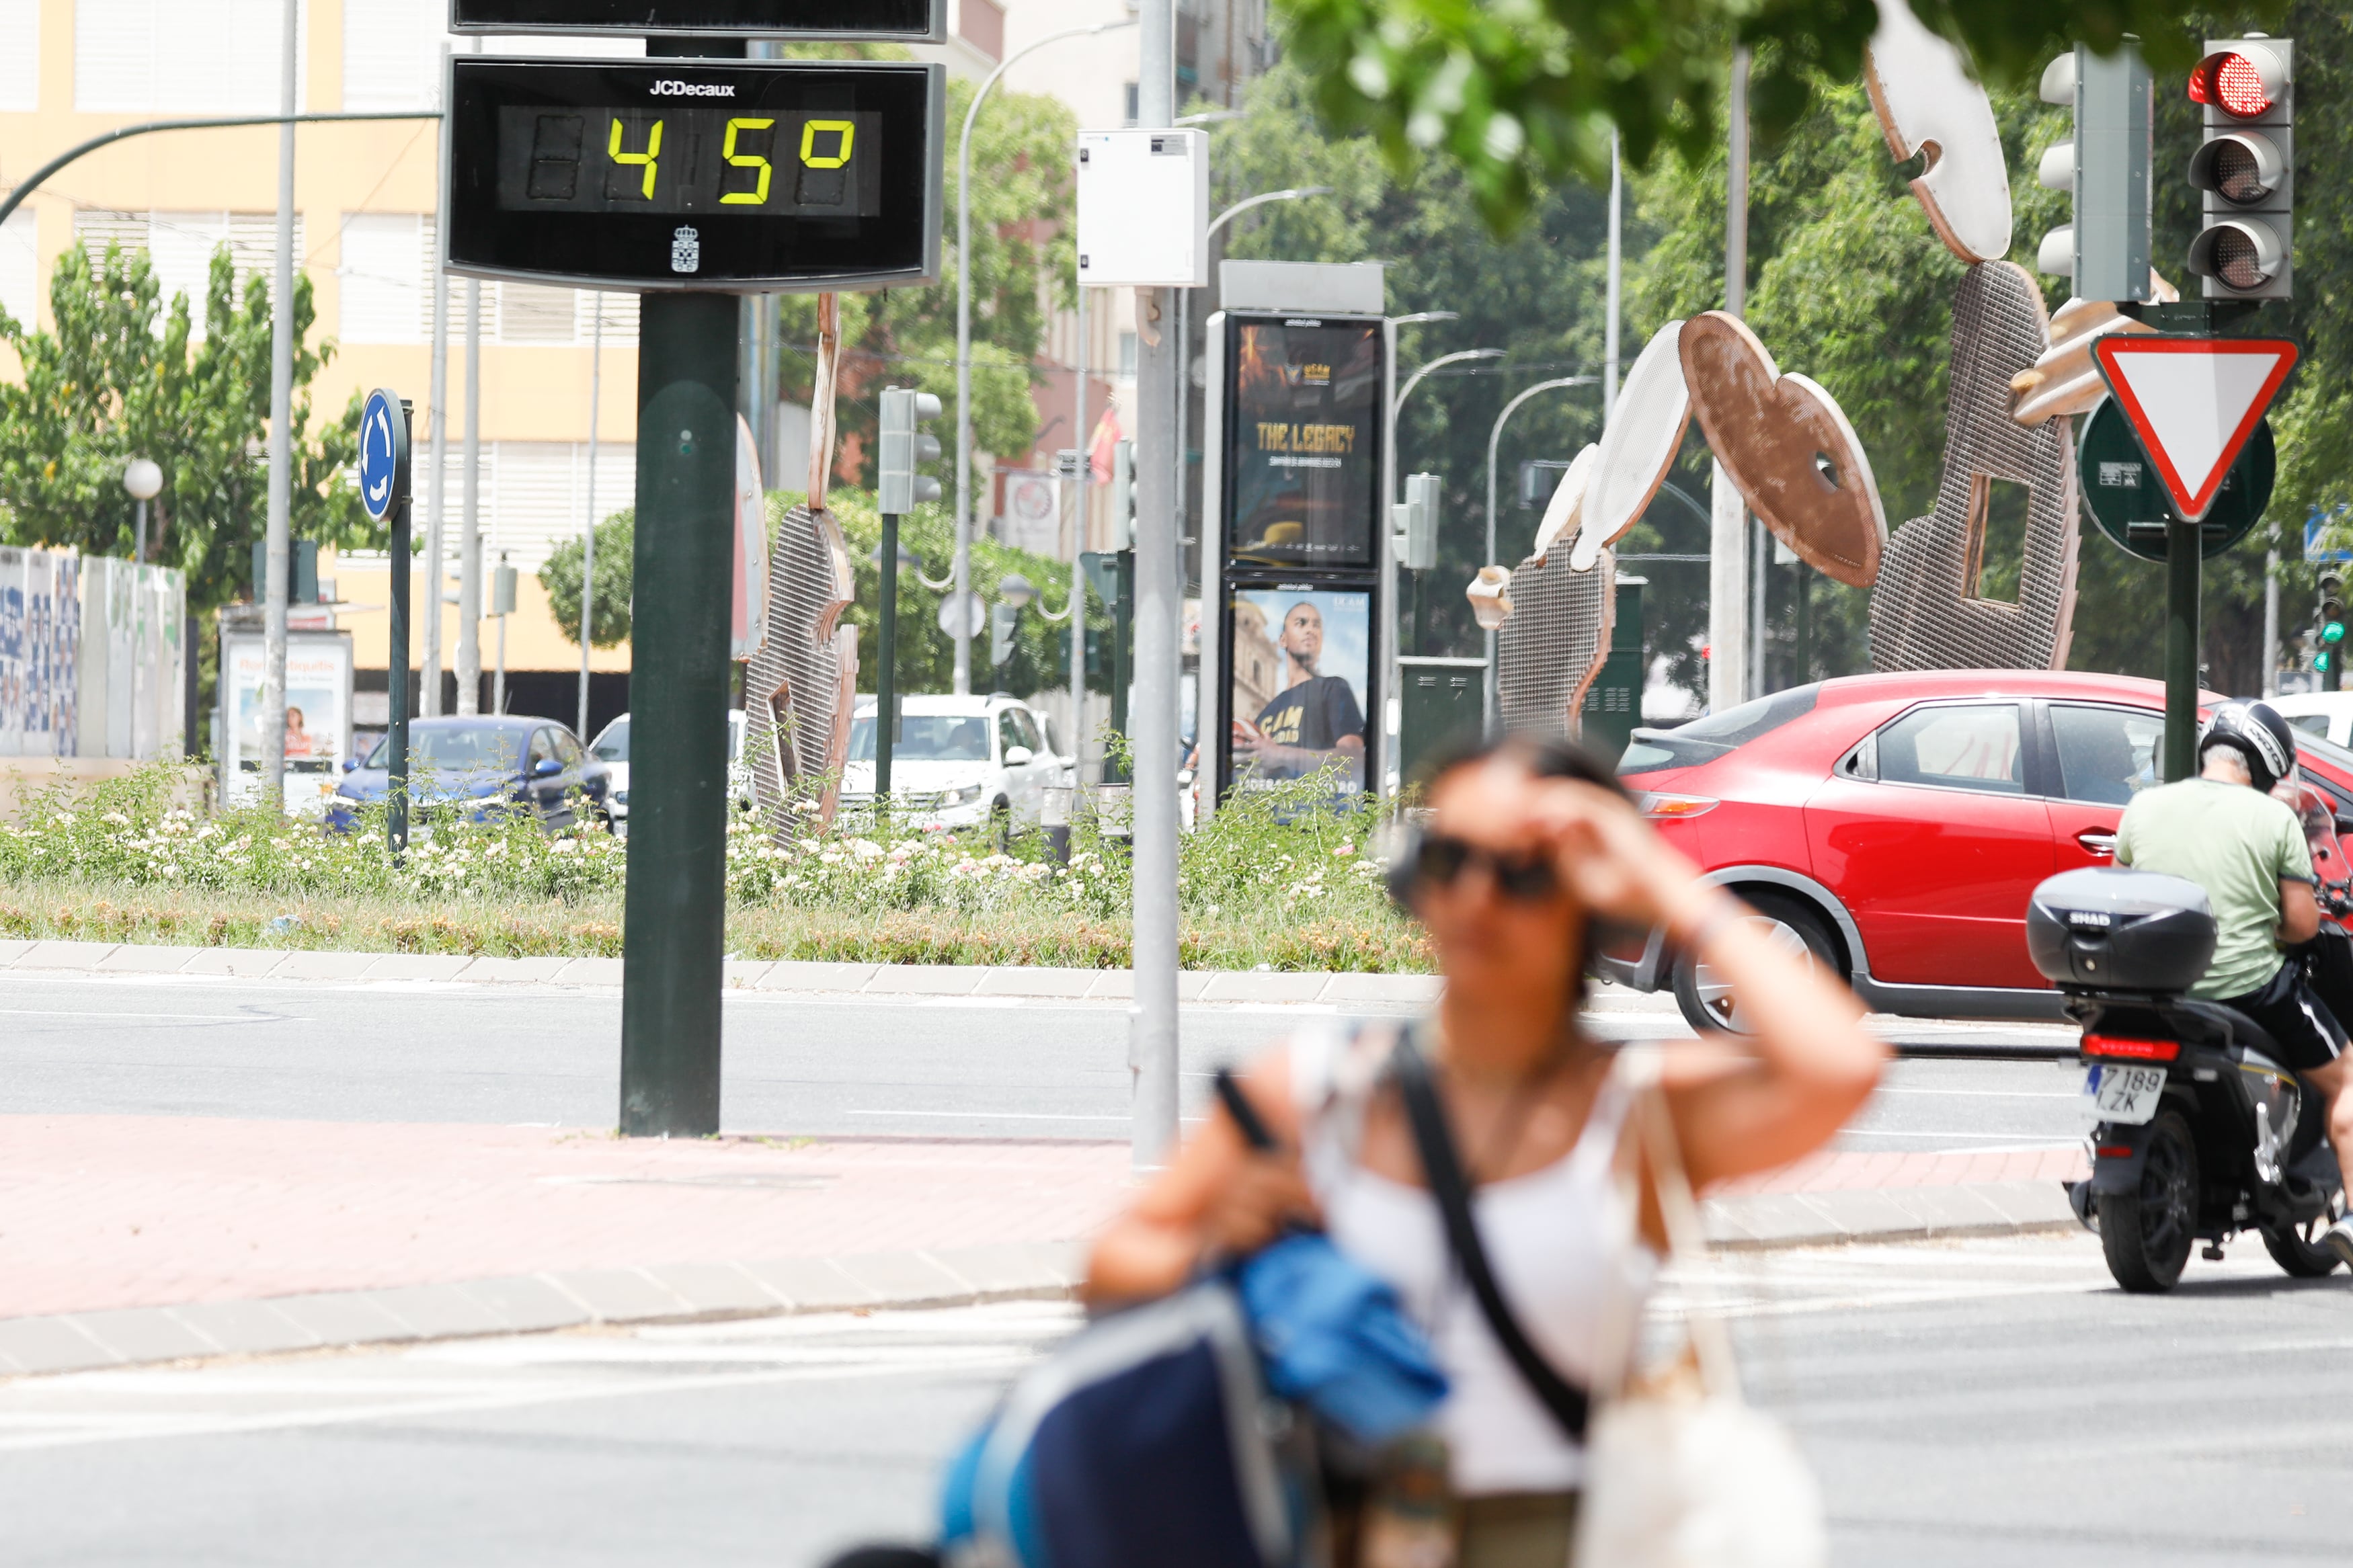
[
  {"xmin": 1224, "ymin": 585, "xmax": 1371, "ymax": 796},
  {"xmin": 221, "ymin": 632, "xmax": 354, "ymax": 815},
  {"xmin": 1224, "ymin": 315, "xmax": 1384, "ymax": 569}
]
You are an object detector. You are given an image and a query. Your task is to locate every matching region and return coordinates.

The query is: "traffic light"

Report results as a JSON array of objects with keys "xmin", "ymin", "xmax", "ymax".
[
  {"xmin": 2036, "ymin": 42, "xmax": 2153, "ymax": 302},
  {"xmin": 2316, "ymin": 571, "xmax": 2344, "ymax": 685},
  {"xmin": 1109, "ymin": 440, "xmax": 1135, "ymax": 550},
  {"xmin": 990, "ymin": 601, "xmax": 1018, "ymax": 666},
  {"xmin": 877, "ymin": 386, "xmax": 943, "ymax": 514},
  {"xmin": 2187, "ymin": 37, "xmax": 2294, "ymax": 300},
  {"xmin": 1393, "ymin": 472, "xmax": 1439, "ymax": 571}
]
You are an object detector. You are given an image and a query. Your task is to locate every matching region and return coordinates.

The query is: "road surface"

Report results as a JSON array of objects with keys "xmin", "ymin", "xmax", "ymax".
[
  {"xmin": 0, "ymin": 970, "xmax": 2086, "ymax": 1150},
  {"xmin": 0, "ymin": 1233, "xmax": 2340, "ymax": 1566}
]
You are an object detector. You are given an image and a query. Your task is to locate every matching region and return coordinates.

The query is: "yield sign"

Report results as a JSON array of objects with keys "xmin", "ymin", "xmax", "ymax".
[{"xmin": 2090, "ymin": 335, "xmax": 2298, "ymax": 522}]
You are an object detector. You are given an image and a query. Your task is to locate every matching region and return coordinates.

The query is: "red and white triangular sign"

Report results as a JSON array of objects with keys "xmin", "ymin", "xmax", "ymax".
[{"xmin": 2090, "ymin": 335, "xmax": 2297, "ymax": 522}]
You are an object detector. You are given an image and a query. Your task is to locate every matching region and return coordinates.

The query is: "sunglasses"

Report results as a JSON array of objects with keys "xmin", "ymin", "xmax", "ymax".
[{"xmin": 1411, "ymin": 835, "xmax": 1560, "ymax": 902}]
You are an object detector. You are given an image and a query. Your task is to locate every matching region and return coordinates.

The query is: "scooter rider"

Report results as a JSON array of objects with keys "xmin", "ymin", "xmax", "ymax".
[{"xmin": 2114, "ymin": 700, "xmax": 2353, "ymax": 1265}]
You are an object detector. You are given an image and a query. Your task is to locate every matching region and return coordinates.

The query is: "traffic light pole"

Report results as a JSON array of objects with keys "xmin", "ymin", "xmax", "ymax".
[
  {"xmin": 2165, "ymin": 519, "xmax": 2201, "ymax": 782},
  {"xmin": 877, "ymin": 509, "xmax": 901, "ymax": 798},
  {"xmin": 619, "ymin": 34, "xmax": 746, "ymax": 1139}
]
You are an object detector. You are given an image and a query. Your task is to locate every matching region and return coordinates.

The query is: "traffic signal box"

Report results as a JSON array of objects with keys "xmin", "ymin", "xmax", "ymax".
[
  {"xmin": 2188, "ymin": 38, "xmax": 2295, "ymax": 300},
  {"xmin": 2319, "ymin": 571, "xmax": 2345, "ymax": 688},
  {"xmin": 877, "ymin": 387, "xmax": 944, "ymax": 512},
  {"xmin": 2037, "ymin": 42, "xmax": 2153, "ymax": 302}
]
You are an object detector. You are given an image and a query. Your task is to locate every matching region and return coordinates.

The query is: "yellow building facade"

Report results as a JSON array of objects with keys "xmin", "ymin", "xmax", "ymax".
[{"xmin": 0, "ymin": 0, "xmax": 647, "ymax": 729}]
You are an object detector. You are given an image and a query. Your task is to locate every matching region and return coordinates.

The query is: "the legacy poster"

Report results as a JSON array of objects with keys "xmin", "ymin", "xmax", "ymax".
[
  {"xmin": 1227, "ymin": 587, "xmax": 1369, "ymax": 793},
  {"xmin": 1226, "ymin": 318, "xmax": 1382, "ymax": 569}
]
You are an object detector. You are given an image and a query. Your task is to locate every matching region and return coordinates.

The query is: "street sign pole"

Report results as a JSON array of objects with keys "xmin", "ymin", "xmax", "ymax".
[
  {"xmin": 2166, "ymin": 519, "xmax": 2201, "ymax": 781},
  {"xmin": 2091, "ymin": 329, "xmax": 2299, "ymax": 777},
  {"xmin": 360, "ymin": 389, "xmax": 415, "ymax": 860},
  {"xmin": 619, "ymin": 35, "xmax": 748, "ymax": 1140},
  {"xmin": 389, "ymin": 405, "xmax": 413, "ymax": 858}
]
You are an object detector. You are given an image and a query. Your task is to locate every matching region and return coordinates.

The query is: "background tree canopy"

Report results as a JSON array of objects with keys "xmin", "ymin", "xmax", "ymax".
[
  {"xmin": 1232, "ymin": 0, "xmax": 2344, "ymax": 708},
  {"xmin": 776, "ymin": 48, "xmax": 1076, "ymax": 522},
  {"xmin": 0, "ymin": 241, "xmax": 371, "ymax": 614},
  {"xmin": 1271, "ymin": 0, "xmax": 2283, "ymax": 231}
]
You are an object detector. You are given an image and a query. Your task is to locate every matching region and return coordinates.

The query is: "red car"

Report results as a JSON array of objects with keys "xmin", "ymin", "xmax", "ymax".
[{"xmin": 1607, "ymin": 671, "xmax": 2353, "ymax": 1032}]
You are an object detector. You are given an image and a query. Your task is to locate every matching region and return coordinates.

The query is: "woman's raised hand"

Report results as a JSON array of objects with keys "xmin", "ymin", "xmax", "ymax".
[{"xmin": 1529, "ymin": 779, "xmax": 1712, "ymax": 934}]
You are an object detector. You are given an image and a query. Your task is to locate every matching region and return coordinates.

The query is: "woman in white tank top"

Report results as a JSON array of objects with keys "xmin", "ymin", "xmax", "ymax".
[{"xmin": 1090, "ymin": 735, "xmax": 1884, "ymax": 1567}]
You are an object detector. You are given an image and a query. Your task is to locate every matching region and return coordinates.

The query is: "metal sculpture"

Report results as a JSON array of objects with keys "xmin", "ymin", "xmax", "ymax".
[
  {"xmin": 1496, "ymin": 534, "xmax": 1616, "ymax": 741},
  {"xmin": 1869, "ymin": 261, "xmax": 2081, "ymax": 673},
  {"xmin": 1570, "ymin": 321, "xmax": 1691, "ymax": 571},
  {"xmin": 745, "ymin": 292, "xmax": 860, "ymax": 831},
  {"xmin": 1863, "ymin": 0, "xmax": 2013, "ymax": 265},
  {"xmin": 1679, "ymin": 311, "xmax": 1888, "ymax": 588}
]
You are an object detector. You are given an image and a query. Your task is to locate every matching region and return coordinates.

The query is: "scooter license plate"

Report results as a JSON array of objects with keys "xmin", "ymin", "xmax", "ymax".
[{"xmin": 2083, "ymin": 1064, "xmax": 2166, "ymax": 1126}]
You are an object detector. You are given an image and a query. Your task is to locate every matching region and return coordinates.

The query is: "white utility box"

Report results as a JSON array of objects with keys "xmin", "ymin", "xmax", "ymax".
[{"xmin": 1075, "ymin": 128, "xmax": 1209, "ymax": 288}]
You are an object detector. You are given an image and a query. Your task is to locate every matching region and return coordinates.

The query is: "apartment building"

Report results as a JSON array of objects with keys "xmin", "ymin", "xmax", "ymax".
[{"xmin": 0, "ymin": 0, "xmax": 1257, "ymax": 733}]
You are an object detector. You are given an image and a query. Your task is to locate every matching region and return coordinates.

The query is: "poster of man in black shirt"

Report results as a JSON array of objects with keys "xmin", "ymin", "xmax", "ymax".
[{"xmin": 1232, "ymin": 593, "xmax": 1367, "ymax": 789}]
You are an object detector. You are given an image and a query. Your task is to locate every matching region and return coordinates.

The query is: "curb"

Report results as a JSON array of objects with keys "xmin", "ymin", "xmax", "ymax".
[{"xmin": 0, "ymin": 1184, "xmax": 2081, "ymax": 1381}]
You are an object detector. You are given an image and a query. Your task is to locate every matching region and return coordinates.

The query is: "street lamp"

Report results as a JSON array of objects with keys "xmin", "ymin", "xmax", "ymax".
[
  {"xmin": 955, "ymin": 17, "xmax": 1138, "ymax": 696},
  {"xmin": 1393, "ymin": 346, "xmax": 1505, "ymax": 423},
  {"xmin": 998, "ymin": 571, "xmax": 1037, "ymax": 610},
  {"xmin": 1484, "ymin": 375, "xmax": 1598, "ymax": 727},
  {"xmin": 123, "ymin": 457, "xmax": 162, "ymax": 565}
]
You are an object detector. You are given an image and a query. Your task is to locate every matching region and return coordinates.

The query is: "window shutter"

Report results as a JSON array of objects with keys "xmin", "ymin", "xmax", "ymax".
[
  {"xmin": 75, "ymin": 0, "xmax": 153, "ymax": 112},
  {"xmin": 338, "ymin": 214, "xmax": 422, "ymax": 343},
  {"xmin": 0, "ymin": 0, "xmax": 39, "ymax": 112},
  {"xmin": 0, "ymin": 212, "xmax": 38, "ymax": 328}
]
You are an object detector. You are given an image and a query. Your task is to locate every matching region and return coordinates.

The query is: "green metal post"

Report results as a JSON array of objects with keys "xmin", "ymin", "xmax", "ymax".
[
  {"xmin": 1105, "ymin": 548, "xmax": 1133, "ymax": 782},
  {"xmin": 387, "ymin": 401, "xmax": 412, "ymax": 859},
  {"xmin": 877, "ymin": 510, "xmax": 900, "ymax": 799},
  {"xmin": 620, "ymin": 292, "xmax": 739, "ymax": 1137},
  {"xmin": 2165, "ymin": 518, "xmax": 2201, "ymax": 782}
]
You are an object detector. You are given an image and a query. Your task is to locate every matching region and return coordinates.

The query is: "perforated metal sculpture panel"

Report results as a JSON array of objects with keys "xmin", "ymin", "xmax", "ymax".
[
  {"xmin": 744, "ymin": 503, "xmax": 859, "ymax": 829},
  {"xmin": 1869, "ymin": 262, "xmax": 2079, "ymax": 673},
  {"xmin": 1497, "ymin": 543, "xmax": 1616, "ymax": 741}
]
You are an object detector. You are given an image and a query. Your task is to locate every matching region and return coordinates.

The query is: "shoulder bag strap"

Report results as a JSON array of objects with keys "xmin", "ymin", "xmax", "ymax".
[{"xmin": 1390, "ymin": 1030, "xmax": 1591, "ymax": 1442}]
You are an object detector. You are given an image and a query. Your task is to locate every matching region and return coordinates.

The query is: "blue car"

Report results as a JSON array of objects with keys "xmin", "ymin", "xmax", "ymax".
[{"xmin": 329, "ymin": 716, "xmax": 613, "ymax": 834}]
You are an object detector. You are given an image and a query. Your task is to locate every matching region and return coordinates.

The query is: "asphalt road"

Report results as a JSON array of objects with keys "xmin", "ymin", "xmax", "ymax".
[
  {"xmin": 0, "ymin": 1233, "xmax": 2342, "ymax": 1566},
  {"xmin": 0, "ymin": 971, "xmax": 2086, "ymax": 1151}
]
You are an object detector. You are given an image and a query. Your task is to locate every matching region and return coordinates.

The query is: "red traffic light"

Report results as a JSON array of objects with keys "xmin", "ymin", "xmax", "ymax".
[{"xmin": 2190, "ymin": 47, "xmax": 2283, "ymax": 119}]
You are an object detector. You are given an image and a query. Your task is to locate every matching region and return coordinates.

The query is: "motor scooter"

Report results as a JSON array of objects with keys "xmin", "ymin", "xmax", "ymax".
[{"xmin": 2028, "ymin": 867, "xmax": 2346, "ymax": 1292}]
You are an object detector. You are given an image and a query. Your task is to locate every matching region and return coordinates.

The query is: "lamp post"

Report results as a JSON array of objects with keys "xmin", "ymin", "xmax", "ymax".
[
  {"xmin": 123, "ymin": 458, "xmax": 162, "ymax": 564},
  {"xmin": 1484, "ymin": 376, "xmax": 1599, "ymax": 727},
  {"xmin": 955, "ymin": 17, "xmax": 1137, "ymax": 696},
  {"xmin": 1393, "ymin": 345, "xmax": 1504, "ymax": 425},
  {"xmin": 1377, "ymin": 317, "xmax": 1483, "ymax": 798}
]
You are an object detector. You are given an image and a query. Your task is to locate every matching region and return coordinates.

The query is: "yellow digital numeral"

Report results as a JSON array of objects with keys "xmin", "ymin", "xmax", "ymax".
[
  {"xmin": 721, "ymin": 118, "xmax": 777, "ymax": 205},
  {"xmin": 799, "ymin": 119, "xmax": 854, "ymax": 170},
  {"xmin": 608, "ymin": 116, "xmax": 662, "ymax": 200}
]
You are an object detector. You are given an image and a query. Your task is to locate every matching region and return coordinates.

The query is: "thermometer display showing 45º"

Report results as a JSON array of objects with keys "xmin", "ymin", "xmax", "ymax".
[
  {"xmin": 495, "ymin": 106, "xmax": 883, "ymax": 216},
  {"xmin": 445, "ymin": 56, "xmax": 943, "ymax": 292}
]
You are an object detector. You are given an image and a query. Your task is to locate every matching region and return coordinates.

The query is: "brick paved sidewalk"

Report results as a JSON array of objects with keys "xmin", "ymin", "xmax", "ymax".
[
  {"xmin": 0, "ymin": 1117, "xmax": 1130, "ymax": 1321},
  {"xmin": 0, "ymin": 1114, "xmax": 2087, "ymax": 1329}
]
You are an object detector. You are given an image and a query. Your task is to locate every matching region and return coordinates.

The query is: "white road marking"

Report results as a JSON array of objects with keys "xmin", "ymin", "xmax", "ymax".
[
  {"xmin": 0, "ymin": 1007, "xmax": 305, "ymax": 1024},
  {"xmin": 0, "ymin": 1304, "xmax": 1078, "ymax": 1452}
]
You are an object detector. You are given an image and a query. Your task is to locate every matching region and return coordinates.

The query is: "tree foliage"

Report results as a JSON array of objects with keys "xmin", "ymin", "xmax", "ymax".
[
  {"xmin": 0, "ymin": 241, "xmax": 370, "ymax": 612},
  {"xmin": 537, "ymin": 508, "xmax": 635, "ymax": 647},
  {"xmin": 776, "ymin": 67, "xmax": 1076, "ymax": 518},
  {"xmin": 1273, "ymin": 0, "xmax": 2280, "ymax": 231},
  {"xmin": 1207, "ymin": 60, "xmax": 1619, "ymax": 671}
]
